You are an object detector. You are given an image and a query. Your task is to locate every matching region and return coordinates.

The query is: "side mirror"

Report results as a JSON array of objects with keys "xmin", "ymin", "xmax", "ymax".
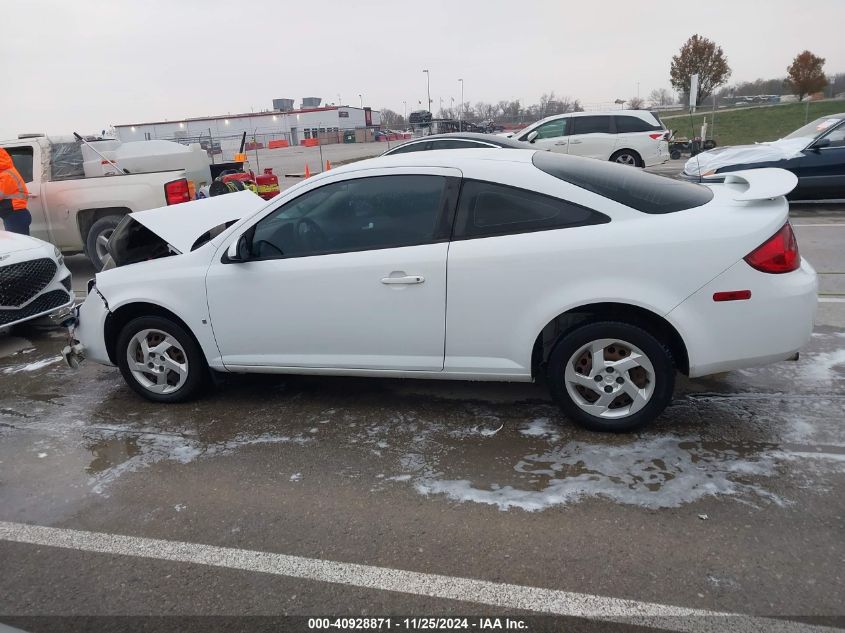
[
  {"xmin": 812, "ymin": 137, "xmax": 831, "ymax": 151},
  {"xmin": 526, "ymin": 130, "xmax": 539, "ymax": 143},
  {"xmin": 226, "ymin": 233, "xmax": 252, "ymax": 262}
]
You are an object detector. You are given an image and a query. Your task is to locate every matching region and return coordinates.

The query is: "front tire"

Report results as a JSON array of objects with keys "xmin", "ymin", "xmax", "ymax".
[
  {"xmin": 610, "ymin": 149, "xmax": 642, "ymax": 167},
  {"xmin": 546, "ymin": 321, "xmax": 675, "ymax": 432},
  {"xmin": 116, "ymin": 316, "xmax": 207, "ymax": 403}
]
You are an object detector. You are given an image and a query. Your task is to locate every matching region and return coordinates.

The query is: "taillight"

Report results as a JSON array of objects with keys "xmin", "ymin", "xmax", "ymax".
[
  {"xmin": 164, "ymin": 178, "xmax": 191, "ymax": 205},
  {"xmin": 648, "ymin": 133, "xmax": 664, "ymax": 140},
  {"xmin": 744, "ymin": 223, "xmax": 800, "ymax": 274}
]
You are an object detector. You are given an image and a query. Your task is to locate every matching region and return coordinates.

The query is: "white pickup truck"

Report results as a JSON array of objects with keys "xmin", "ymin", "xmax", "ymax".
[{"xmin": 1, "ymin": 134, "xmax": 200, "ymax": 270}]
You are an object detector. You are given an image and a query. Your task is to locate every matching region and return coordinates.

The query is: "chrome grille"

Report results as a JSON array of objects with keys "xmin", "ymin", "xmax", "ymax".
[{"xmin": 0, "ymin": 258, "xmax": 58, "ymax": 307}]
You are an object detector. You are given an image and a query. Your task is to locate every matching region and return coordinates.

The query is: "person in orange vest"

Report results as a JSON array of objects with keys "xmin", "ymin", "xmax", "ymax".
[{"xmin": 0, "ymin": 148, "xmax": 31, "ymax": 235}]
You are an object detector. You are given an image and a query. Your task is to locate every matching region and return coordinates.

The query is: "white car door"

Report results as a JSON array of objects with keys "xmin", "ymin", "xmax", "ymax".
[
  {"xmin": 518, "ymin": 118, "xmax": 570, "ymax": 153},
  {"xmin": 567, "ymin": 115, "xmax": 616, "ymax": 160},
  {"xmin": 205, "ymin": 168, "xmax": 459, "ymax": 371}
]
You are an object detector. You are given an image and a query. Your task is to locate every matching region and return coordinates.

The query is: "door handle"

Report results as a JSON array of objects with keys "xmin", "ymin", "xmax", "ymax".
[
  {"xmin": 554, "ymin": 141, "xmax": 568, "ymax": 146},
  {"xmin": 28, "ymin": 192, "xmax": 39, "ymax": 198},
  {"xmin": 381, "ymin": 275, "xmax": 425, "ymax": 285},
  {"xmin": 569, "ymin": 140, "xmax": 582, "ymax": 144}
]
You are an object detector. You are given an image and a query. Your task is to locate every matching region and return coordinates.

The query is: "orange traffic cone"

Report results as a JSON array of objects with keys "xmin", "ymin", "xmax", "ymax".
[
  {"xmin": 325, "ymin": 159, "xmax": 331, "ymax": 171},
  {"xmin": 304, "ymin": 163, "xmax": 311, "ymax": 178}
]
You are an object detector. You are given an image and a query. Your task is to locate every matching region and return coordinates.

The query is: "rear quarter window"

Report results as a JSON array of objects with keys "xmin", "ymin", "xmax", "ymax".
[
  {"xmin": 454, "ymin": 179, "xmax": 609, "ymax": 239},
  {"xmin": 615, "ymin": 115, "xmax": 662, "ymax": 133},
  {"xmin": 532, "ymin": 151, "xmax": 713, "ymax": 214}
]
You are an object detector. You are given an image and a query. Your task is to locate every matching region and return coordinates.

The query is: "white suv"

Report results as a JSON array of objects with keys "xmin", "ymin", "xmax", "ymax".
[{"xmin": 512, "ymin": 110, "xmax": 669, "ymax": 167}]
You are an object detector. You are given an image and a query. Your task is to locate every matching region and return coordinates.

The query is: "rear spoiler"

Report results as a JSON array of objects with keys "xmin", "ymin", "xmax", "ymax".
[{"xmin": 705, "ymin": 168, "xmax": 797, "ymax": 202}]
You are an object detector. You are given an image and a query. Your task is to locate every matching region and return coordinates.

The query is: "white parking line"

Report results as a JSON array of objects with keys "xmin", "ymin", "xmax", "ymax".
[{"xmin": 0, "ymin": 521, "xmax": 838, "ymax": 633}]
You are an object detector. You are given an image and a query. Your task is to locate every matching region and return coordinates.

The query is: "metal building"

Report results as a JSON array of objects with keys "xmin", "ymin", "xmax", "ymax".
[{"xmin": 113, "ymin": 105, "xmax": 381, "ymax": 147}]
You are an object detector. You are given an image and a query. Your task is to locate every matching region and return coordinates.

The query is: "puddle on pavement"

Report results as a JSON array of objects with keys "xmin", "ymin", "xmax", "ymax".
[{"xmin": 1, "ymin": 326, "xmax": 844, "ymax": 512}]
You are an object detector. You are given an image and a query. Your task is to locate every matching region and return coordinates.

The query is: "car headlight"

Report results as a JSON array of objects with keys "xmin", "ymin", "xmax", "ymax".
[{"xmin": 53, "ymin": 246, "xmax": 65, "ymax": 267}]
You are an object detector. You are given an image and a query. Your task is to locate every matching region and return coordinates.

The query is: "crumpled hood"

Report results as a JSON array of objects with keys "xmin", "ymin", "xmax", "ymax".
[
  {"xmin": 129, "ymin": 190, "xmax": 267, "ymax": 254},
  {"xmin": 684, "ymin": 137, "xmax": 810, "ymax": 176}
]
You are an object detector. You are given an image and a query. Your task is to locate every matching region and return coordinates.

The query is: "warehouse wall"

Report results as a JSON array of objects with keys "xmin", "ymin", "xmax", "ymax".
[{"xmin": 115, "ymin": 107, "xmax": 380, "ymax": 143}]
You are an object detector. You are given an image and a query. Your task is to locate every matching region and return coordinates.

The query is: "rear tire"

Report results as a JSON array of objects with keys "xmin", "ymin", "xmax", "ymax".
[
  {"xmin": 116, "ymin": 316, "xmax": 207, "ymax": 403},
  {"xmin": 86, "ymin": 215, "xmax": 123, "ymax": 271},
  {"xmin": 546, "ymin": 321, "xmax": 675, "ymax": 432},
  {"xmin": 610, "ymin": 149, "xmax": 642, "ymax": 167}
]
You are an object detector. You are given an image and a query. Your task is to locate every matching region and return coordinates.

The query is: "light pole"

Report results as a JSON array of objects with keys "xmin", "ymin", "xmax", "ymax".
[
  {"xmin": 358, "ymin": 94, "xmax": 363, "ymax": 109},
  {"xmin": 458, "ymin": 78, "xmax": 464, "ymax": 130},
  {"xmin": 423, "ymin": 69, "xmax": 431, "ymax": 113},
  {"xmin": 337, "ymin": 93, "xmax": 341, "ymax": 106},
  {"xmin": 403, "ymin": 100, "xmax": 407, "ymax": 125}
]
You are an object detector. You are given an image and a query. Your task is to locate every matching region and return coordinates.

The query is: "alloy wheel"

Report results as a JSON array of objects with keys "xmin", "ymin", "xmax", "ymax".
[
  {"xmin": 563, "ymin": 338, "xmax": 655, "ymax": 419},
  {"xmin": 126, "ymin": 328, "xmax": 189, "ymax": 394},
  {"xmin": 614, "ymin": 153, "xmax": 637, "ymax": 166}
]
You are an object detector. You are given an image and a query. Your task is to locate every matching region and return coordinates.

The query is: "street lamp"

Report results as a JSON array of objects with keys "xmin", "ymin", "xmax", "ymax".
[
  {"xmin": 458, "ymin": 78, "xmax": 464, "ymax": 130},
  {"xmin": 423, "ymin": 69, "xmax": 431, "ymax": 113},
  {"xmin": 358, "ymin": 94, "xmax": 363, "ymax": 109},
  {"xmin": 403, "ymin": 100, "xmax": 407, "ymax": 124}
]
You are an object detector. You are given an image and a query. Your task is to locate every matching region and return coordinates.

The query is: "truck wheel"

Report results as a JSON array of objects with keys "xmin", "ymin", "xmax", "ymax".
[{"xmin": 86, "ymin": 215, "xmax": 123, "ymax": 271}]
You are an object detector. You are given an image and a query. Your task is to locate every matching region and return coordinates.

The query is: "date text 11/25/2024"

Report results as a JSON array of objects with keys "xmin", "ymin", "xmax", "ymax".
[{"xmin": 307, "ymin": 618, "xmax": 528, "ymax": 630}]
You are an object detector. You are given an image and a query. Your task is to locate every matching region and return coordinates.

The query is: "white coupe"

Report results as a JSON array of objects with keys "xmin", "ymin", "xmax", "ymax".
[{"xmin": 71, "ymin": 149, "xmax": 817, "ymax": 432}]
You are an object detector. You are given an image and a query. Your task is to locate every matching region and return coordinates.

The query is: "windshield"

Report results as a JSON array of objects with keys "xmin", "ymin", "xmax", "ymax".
[{"xmin": 783, "ymin": 116, "xmax": 843, "ymax": 141}]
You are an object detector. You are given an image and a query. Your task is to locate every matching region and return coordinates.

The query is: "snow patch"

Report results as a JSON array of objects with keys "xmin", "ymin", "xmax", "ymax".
[
  {"xmin": 2, "ymin": 357, "xmax": 61, "ymax": 374},
  {"xmin": 414, "ymin": 436, "xmax": 790, "ymax": 511}
]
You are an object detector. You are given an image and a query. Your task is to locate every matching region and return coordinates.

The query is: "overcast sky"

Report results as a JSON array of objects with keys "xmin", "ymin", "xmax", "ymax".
[{"xmin": 2, "ymin": 0, "xmax": 844, "ymax": 139}]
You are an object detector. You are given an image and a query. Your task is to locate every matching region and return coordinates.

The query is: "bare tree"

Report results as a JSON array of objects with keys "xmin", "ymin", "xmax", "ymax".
[
  {"xmin": 628, "ymin": 96, "xmax": 645, "ymax": 110},
  {"xmin": 380, "ymin": 109, "xmax": 404, "ymax": 128},
  {"xmin": 648, "ymin": 88, "xmax": 673, "ymax": 106},
  {"xmin": 474, "ymin": 101, "xmax": 498, "ymax": 121}
]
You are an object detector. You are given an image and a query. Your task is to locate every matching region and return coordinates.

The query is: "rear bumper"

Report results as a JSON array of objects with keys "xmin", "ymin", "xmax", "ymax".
[
  {"xmin": 643, "ymin": 140, "xmax": 670, "ymax": 167},
  {"xmin": 668, "ymin": 258, "xmax": 817, "ymax": 378}
]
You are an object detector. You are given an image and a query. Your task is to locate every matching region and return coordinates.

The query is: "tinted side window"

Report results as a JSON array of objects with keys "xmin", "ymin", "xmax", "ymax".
[
  {"xmin": 615, "ymin": 115, "xmax": 659, "ymax": 133},
  {"xmin": 532, "ymin": 151, "xmax": 713, "ymax": 214},
  {"xmin": 454, "ymin": 180, "xmax": 609, "ymax": 239},
  {"xmin": 251, "ymin": 175, "xmax": 447, "ymax": 258},
  {"xmin": 7, "ymin": 147, "xmax": 34, "ymax": 182},
  {"xmin": 430, "ymin": 140, "xmax": 488, "ymax": 149},
  {"xmin": 571, "ymin": 116, "xmax": 612, "ymax": 135},
  {"xmin": 525, "ymin": 118, "xmax": 568, "ymax": 140},
  {"xmin": 387, "ymin": 141, "xmax": 429, "ymax": 155}
]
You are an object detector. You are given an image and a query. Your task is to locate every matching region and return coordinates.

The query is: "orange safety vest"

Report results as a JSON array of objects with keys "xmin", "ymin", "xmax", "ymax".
[{"xmin": 0, "ymin": 149, "xmax": 29, "ymax": 211}]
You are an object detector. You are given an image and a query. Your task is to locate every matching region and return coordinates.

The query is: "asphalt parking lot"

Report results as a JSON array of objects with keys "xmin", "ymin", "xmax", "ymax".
[{"xmin": 1, "ymin": 187, "xmax": 844, "ymax": 631}]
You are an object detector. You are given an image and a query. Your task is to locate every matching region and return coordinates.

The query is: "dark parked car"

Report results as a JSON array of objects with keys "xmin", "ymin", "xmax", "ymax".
[
  {"xmin": 682, "ymin": 113, "xmax": 845, "ymax": 200},
  {"xmin": 381, "ymin": 132, "xmax": 539, "ymax": 156}
]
